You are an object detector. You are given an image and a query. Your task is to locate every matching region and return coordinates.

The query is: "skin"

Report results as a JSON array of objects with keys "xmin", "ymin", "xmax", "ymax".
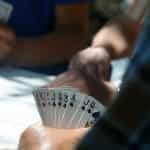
[
  {"xmin": 48, "ymin": 71, "xmax": 115, "ymax": 106},
  {"xmin": 18, "ymin": 70, "xmax": 116, "ymax": 150},
  {"xmin": 0, "ymin": 3, "xmax": 89, "ymax": 67},
  {"xmin": 69, "ymin": 14, "xmax": 141, "ymax": 83},
  {"xmin": 19, "ymin": 123, "xmax": 89, "ymax": 150},
  {"xmin": 69, "ymin": 47, "xmax": 111, "ymax": 81},
  {"xmin": 19, "ymin": 11, "xmax": 142, "ymax": 150},
  {"xmin": 18, "ymin": 70, "xmax": 115, "ymax": 150}
]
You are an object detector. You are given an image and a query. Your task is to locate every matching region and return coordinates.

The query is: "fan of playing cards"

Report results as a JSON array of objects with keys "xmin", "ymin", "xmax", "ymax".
[{"xmin": 33, "ymin": 87, "xmax": 106, "ymax": 129}]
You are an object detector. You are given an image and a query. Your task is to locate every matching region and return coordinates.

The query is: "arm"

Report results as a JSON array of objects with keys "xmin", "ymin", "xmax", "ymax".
[
  {"xmin": 92, "ymin": 0, "xmax": 150, "ymax": 59},
  {"xmin": 69, "ymin": 14, "xmax": 141, "ymax": 82},
  {"xmin": 6, "ymin": 3, "xmax": 89, "ymax": 67},
  {"xmin": 92, "ymin": 14, "xmax": 141, "ymax": 59}
]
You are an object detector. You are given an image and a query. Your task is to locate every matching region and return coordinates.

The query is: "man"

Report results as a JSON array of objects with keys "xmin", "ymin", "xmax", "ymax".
[
  {"xmin": 0, "ymin": 0, "xmax": 89, "ymax": 74},
  {"xmin": 18, "ymin": 14, "xmax": 141, "ymax": 150},
  {"xmin": 18, "ymin": 1, "xmax": 149, "ymax": 150}
]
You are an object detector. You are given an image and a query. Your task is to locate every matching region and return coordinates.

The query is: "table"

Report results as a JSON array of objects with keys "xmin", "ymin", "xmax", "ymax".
[
  {"xmin": 0, "ymin": 58, "xmax": 129, "ymax": 150},
  {"xmin": 0, "ymin": 67, "xmax": 55, "ymax": 150}
]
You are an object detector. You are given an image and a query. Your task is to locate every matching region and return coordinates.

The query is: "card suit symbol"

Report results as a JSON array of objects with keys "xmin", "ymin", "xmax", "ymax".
[
  {"xmin": 90, "ymin": 101, "xmax": 96, "ymax": 109},
  {"xmin": 64, "ymin": 94, "xmax": 69, "ymax": 103},
  {"xmin": 88, "ymin": 109, "xmax": 91, "ymax": 114},
  {"xmin": 42, "ymin": 103, "xmax": 46, "ymax": 107},
  {"xmin": 92, "ymin": 112, "xmax": 101, "ymax": 120},
  {"xmin": 70, "ymin": 102, "xmax": 74, "ymax": 107},
  {"xmin": 81, "ymin": 106, "xmax": 85, "ymax": 110},
  {"xmin": 63, "ymin": 103, "xmax": 67, "ymax": 108},
  {"xmin": 53, "ymin": 102, "xmax": 56, "ymax": 107},
  {"xmin": 83, "ymin": 99, "xmax": 90, "ymax": 106},
  {"xmin": 58, "ymin": 102, "xmax": 62, "ymax": 106}
]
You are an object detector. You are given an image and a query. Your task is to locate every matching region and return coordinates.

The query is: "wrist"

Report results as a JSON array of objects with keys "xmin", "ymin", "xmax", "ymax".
[{"xmin": 90, "ymin": 46, "xmax": 112, "ymax": 61}]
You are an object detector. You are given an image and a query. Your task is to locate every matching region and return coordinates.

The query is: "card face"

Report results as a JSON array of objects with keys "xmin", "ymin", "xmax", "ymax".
[
  {"xmin": 33, "ymin": 87, "xmax": 80, "ymax": 127},
  {"xmin": 85, "ymin": 96, "xmax": 106, "ymax": 127},
  {"xmin": 53, "ymin": 87, "xmax": 81, "ymax": 128},
  {"xmin": 44, "ymin": 88, "xmax": 52, "ymax": 126},
  {"xmin": 33, "ymin": 88, "xmax": 55, "ymax": 126},
  {"xmin": 47, "ymin": 88, "xmax": 57, "ymax": 127},
  {"xmin": 74, "ymin": 95, "xmax": 94, "ymax": 128},
  {"xmin": 71, "ymin": 95, "xmax": 106, "ymax": 128},
  {"xmin": 61, "ymin": 92, "xmax": 81, "ymax": 129},
  {"xmin": 55, "ymin": 89, "xmax": 63, "ymax": 127},
  {"xmin": 33, "ymin": 89, "xmax": 48, "ymax": 125},
  {"xmin": 68, "ymin": 93, "xmax": 89, "ymax": 128},
  {"xmin": 0, "ymin": 1, "xmax": 13, "ymax": 23},
  {"xmin": 57, "ymin": 90, "xmax": 73, "ymax": 128},
  {"xmin": 33, "ymin": 87, "xmax": 105, "ymax": 129}
]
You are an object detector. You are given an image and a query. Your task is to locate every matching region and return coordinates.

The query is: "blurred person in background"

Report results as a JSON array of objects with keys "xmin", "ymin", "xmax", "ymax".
[{"xmin": 0, "ymin": 0, "xmax": 90, "ymax": 74}]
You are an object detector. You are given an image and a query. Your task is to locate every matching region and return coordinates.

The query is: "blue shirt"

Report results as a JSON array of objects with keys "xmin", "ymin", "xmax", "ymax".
[
  {"xmin": 5, "ymin": 0, "xmax": 88, "ymax": 37},
  {"xmin": 4, "ymin": 0, "xmax": 90, "ymax": 74}
]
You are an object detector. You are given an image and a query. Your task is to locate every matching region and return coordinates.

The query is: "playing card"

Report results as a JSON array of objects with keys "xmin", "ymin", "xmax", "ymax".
[
  {"xmin": 70, "ymin": 95, "xmax": 106, "ymax": 128},
  {"xmin": 42, "ymin": 88, "xmax": 55, "ymax": 126},
  {"xmin": 0, "ymin": 1, "xmax": 13, "ymax": 23},
  {"xmin": 73, "ymin": 95, "xmax": 93, "ymax": 128},
  {"xmin": 55, "ymin": 85, "xmax": 80, "ymax": 124},
  {"xmin": 33, "ymin": 88, "xmax": 48, "ymax": 125},
  {"xmin": 68, "ymin": 93, "xmax": 89, "ymax": 128},
  {"xmin": 48, "ymin": 88, "xmax": 57, "ymax": 127},
  {"xmin": 45, "ymin": 87, "xmax": 80, "ymax": 127},
  {"xmin": 57, "ymin": 90, "xmax": 74, "ymax": 128},
  {"xmin": 33, "ymin": 87, "xmax": 80, "ymax": 127},
  {"xmin": 33, "ymin": 87, "xmax": 106, "ymax": 129},
  {"xmin": 33, "ymin": 87, "xmax": 55, "ymax": 126},
  {"xmin": 60, "ymin": 91, "xmax": 81, "ymax": 128},
  {"xmin": 53, "ymin": 88, "xmax": 67, "ymax": 127},
  {"xmin": 80, "ymin": 96, "xmax": 106, "ymax": 128}
]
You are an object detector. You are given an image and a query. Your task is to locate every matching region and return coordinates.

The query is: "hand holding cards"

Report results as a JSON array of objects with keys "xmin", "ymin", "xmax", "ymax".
[{"xmin": 33, "ymin": 87, "xmax": 106, "ymax": 129}]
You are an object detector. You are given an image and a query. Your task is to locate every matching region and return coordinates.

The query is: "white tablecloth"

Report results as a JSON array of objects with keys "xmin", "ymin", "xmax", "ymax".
[
  {"xmin": 0, "ymin": 67, "xmax": 55, "ymax": 150},
  {"xmin": 0, "ymin": 58, "xmax": 129, "ymax": 150}
]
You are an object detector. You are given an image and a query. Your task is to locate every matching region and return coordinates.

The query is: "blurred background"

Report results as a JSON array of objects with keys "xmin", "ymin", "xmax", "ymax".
[{"xmin": 89, "ymin": 0, "xmax": 122, "ymax": 35}]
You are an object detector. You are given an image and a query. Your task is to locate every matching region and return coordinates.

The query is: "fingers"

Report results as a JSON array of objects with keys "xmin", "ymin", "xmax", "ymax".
[
  {"xmin": 69, "ymin": 53, "xmax": 81, "ymax": 70},
  {"xmin": 69, "ymin": 47, "xmax": 111, "ymax": 83},
  {"xmin": 98, "ymin": 63, "xmax": 110, "ymax": 81}
]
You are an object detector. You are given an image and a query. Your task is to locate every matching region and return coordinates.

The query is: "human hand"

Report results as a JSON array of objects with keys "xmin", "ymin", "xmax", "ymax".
[
  {"xmin": 69, "ymin": 47, "xmax": 111, "ymax": 82},
  {"xmin": 0, "ymin": 25, "xmax": 16, "ymax": 61},
  {"xmin": 19, "ymin": 123, "xmax": 89, "ymax": 150},
  {"xmin": 48, "ymin": 71, "xmax": 116, "ymax": 106}
]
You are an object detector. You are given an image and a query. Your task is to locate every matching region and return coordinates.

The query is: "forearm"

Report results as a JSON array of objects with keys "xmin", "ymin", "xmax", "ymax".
[
  {"xmin": 6, "ymin": 30, "xmax": 88, "ymax": 67},
  {"xmin": 92, "ymin": 14, "xmax": 141, "ymax": 59}
]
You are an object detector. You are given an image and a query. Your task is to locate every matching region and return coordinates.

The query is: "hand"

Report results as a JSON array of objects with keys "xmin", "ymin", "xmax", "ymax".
[
  {"xmin": 19, "ymin": 123, "xmax": 89, "ymax": 150},
  {"xmin": 48, "ymin": 71, "xmax": 116, "ymax": 106},
  {"xmin": 69, "ymin": 47, "xmax": 111, "ymax": 82},
  {"xmin": 0, "ymin": 25, "xmax": 16, "ymax": 61}
]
